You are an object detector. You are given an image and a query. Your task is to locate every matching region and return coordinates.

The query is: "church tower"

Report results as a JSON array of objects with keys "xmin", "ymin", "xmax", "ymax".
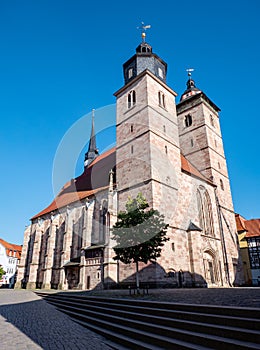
[
  {"xmin": 176, "ymin": 73, "xmax": 233, "ymax": 212},
  {"xmin": 176, "ymin": 73, "xmax": 241, "ymax": 284},
  {"xmin": 114, "ymin": 28, "xmax": 181, "ymax": 221}
]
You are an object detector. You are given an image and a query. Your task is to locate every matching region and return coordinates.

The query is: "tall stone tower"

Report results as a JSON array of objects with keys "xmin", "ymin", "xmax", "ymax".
[
  {"xmin": 114, "ymin": 32, "xmax": 181, "ymax": 223},
  {"xmin": 176, "ymin": 74, "xmax": 242, "ymax": 284}
]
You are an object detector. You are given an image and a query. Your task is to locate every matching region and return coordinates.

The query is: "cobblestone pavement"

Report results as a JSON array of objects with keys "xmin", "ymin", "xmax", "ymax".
[
  {"xmin": 0, "ymin": 290, "xmax": 113, "ymax": 350},
  {"xmin": 85, "ymin": 287, "xmax": 260, "ymax": 308}
]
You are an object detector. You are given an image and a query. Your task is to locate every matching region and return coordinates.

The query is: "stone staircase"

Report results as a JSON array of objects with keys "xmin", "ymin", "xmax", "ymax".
[{"xmin": 35, "ymin": 291, "xmax": 260, "ymax": 350}]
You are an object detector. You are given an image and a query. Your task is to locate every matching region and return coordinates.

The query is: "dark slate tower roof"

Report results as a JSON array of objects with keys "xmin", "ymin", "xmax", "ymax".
[
  {"xmin": 122, "ymin": 40, "xmax": 167, "ymax": 85},
  {"xmin": 84, "ymin": 110, "xmax": 99, "ymax": 168},
  {"xmin": 180, "ymin": 76, "xmax": 202, "ymax": 101}
]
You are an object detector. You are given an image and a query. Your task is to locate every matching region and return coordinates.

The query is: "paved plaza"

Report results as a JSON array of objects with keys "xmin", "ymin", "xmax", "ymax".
[
  {"xmin": 0, "ymin": 290, "xmax": 113, "ymax": 350},
  {"xmin": 0, "ymin": 288, "xmax": 259, "ymax": 350},
  {"xmin": 88, "ymin": 286, "xmax": 260, "ymax": 308}
]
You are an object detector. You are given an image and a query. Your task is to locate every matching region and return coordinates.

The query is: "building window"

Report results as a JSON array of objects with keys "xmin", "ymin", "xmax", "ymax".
[
  {"xmin": 128, "ymin": 68, "xmax": 133, "ymax": 79},
  {"xmin": 163, "ymin": 125, "xmax": 166, "ymax": 133},
  {"xmin": 165, "ymin": 145, "xmax": 168, "ymax": 154},
  {"xmin": 210, "ymin": 114, "xmax": 215, "ymax": 127},
  {"xmin": 158, "ymin": 91, "xmax": 166, "ymax": 108},
  {"xmin": 158, "ymin": 67, "xmax": 163, "ymax": 79},
  {"xmin": 218, "ymin": 161, "xmax": 221, "ymax": 169},
  {"xmin": 130, "ymin": 125, "xmax": 133, "ymax": 132},
  {"xmin": 220, "ymin": 179, "xmax": 224, "ymax": 190},
  {"xmin": 171, "ymin": 242, "xmax": 175, "ymax": 251},
  {"xmin": 197, "ymin": 187, "xmax": 214, "ymax": 236},
  {"xmin": 128, "ymin": 90, "xmax": 136, "ymax": 109},
  {"xmin": 191, "ymin": 138, "xmax": 194, "ymax": 147},
  {"xmin": 184, "ymin": 114, "xmax": 192, "ymax": 127},
  {"xmin": 131, "ymin": 145, "xmax": 134, "ymax": 154}
]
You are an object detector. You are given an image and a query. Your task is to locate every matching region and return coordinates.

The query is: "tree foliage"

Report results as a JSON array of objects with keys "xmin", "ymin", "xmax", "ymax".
[
  {"xmin": 112, "ymin": 193, "xmax": 169, "ymax": 266},
  {"xmin": 0, "ymin": 266, "xmax": 6, "ymax": 280}
]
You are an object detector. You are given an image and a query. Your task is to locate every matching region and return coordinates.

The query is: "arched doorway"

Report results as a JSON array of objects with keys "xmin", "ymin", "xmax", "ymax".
[{"xmin": 203, "ymin": 250, "xmax": 220, "ymax": 286}]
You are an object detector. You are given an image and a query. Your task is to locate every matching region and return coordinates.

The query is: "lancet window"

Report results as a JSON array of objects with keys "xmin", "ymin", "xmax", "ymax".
[{"xmin": 197, "ymin": 186, "xmax": 214, "ymax": 236}]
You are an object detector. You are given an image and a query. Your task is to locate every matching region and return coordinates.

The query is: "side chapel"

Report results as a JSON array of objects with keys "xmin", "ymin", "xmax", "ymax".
[{"xmin": 16, "ymin": 30, "xmax": 244, "ymax": 290}]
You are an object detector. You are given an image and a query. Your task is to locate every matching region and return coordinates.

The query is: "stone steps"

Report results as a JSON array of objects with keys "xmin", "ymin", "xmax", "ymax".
[{"xmin": 35, "ymin": 292, "xmax": 260, "ymax": 350}]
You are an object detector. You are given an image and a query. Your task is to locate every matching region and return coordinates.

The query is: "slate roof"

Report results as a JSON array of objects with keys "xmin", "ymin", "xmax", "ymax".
[{"xmin": 32, "ymin": 147, "xmax": 214, "ymax": 220}]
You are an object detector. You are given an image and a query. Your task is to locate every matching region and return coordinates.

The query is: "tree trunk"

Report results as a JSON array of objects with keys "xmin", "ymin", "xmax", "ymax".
[{"xmin": 135, "ymin": 261, "xmax": 140, "ymax": 294}]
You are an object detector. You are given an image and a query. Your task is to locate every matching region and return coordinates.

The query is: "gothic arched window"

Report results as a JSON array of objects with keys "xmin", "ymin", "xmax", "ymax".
[
  {"xmin": 128, "ymin": 90, "xmax": 136, "ymax": 109},
  {"xmin": 184, "ymin": 114, "xmax": 192, "ymax": 127},
  {"xmin": 158, "ymin": 91, "xmax": 166, "ymax": 108},
  {"xmin": 197, "ymin": 187, "xmax": 214, "ymax": 236},
  {"xmin": 100, "ymin": 200, "xmax": 108, "ymax": 243}
]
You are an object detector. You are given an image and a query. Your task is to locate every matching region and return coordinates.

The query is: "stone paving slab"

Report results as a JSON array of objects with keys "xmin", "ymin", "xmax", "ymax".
[
  {"xmin": 0, "ymin": 290, "xmax": 113, "ymax": 350},
  {"xmin": 79, "ymin": 287, "xmax": 260, "ymax": 308}
]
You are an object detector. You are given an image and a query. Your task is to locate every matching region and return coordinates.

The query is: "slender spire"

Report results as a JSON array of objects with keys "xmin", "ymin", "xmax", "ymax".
[{"xmin": 84, "ymin": 109, "xmax": 99, "ymax": 168}]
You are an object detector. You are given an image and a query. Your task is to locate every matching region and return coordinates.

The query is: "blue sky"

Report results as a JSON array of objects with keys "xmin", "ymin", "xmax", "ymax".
[{"xmin": 0, "ymin": 0, "xmax": 259, "ymax": 244}]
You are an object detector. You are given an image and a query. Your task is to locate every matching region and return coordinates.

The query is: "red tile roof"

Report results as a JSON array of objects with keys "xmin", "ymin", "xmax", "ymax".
[
  {"xmin": 235, "ymin": 214, "xmax": 260, "ymax": 238},
  {"xmin": 0, "ymin": 239, "xmax": 22, "ymax": 259},
  {"xmin": 235, "ymin": 213, "xmax": 247, "ymax": 232},
  {"xmin": 31, "ymin": 147, "xmax": 116, "ymax": 219},
  {"xmin": 181, "ymin": 154, "xmax": 214, "ymax": 185},
  {"xmin": 245, "ymin": 219, "xmax": 260, "ymax": 238},
  {"xmin": 32, "ymin": 147, "xmax": 213, "ymax": 220}
]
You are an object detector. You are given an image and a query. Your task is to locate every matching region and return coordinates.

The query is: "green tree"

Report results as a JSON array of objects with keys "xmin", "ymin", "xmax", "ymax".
[
  {"xmin": 112, "ymin": 193, "xmax": 169, "ymax": 293},
  {"xmin": 0, "ymin": 265, "xmax": 6, "ymax": 280}
]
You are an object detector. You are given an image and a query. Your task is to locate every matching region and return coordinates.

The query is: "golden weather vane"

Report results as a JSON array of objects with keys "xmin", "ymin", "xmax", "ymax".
[{"xmin": 137, "ymin": 21, "xmax": 151, "ymax": 42}]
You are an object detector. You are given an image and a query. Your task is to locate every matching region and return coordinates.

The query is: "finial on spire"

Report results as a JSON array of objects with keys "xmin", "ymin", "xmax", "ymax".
[
  {"xmin": 137, "ymin": 21, "xmax": 151, "ymax": 42},
  {"xmin": 186, "ymin": 68, "xmax": 194, "ymax": 78}
]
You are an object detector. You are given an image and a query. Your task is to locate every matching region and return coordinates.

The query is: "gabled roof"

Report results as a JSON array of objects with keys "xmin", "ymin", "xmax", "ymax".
[
  {"xmin": 32, "ymin": 147, "xmax": 213, "ymax": 220},
  {"xmin": 245, "ymin": 219, "xmax": 260, "ymax": 238},
  {"xmin": 0, "ymin": 239, "xmax": 22, "ymax": 259},
  {"xmin": 31, "ymin": 147, "xmax": 116, "ymax": 220},
  {"xmin": 235, "ymin": 213, "xmax": 247, "ymax": 232},
  {"xmin": 235, "ymin": 214, "xmax": 260, "ymax": 238}
]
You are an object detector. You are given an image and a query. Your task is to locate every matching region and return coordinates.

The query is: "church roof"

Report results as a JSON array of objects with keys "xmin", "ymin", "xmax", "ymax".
[
  {"xmin": 180, "ymin": 154, "xmax": 214, "ymax": 185},
  {"xmin": 32, "ymin": 147, "xmax": 213, "ymax": 220},
  {"xmin": 0, "ymin": 239, "xmax": 22, "ymax": 259},
  {"xmin": 31, "ymin": 147, "xmax": 116, "ymax": 220}
]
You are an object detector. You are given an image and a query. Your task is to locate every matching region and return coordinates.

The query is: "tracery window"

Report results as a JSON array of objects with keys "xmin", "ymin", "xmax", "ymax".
[
  {"xmin": 158, "ymin": 91, "xmax": 166, "ymax": 108},
  {"xmin": 128, "ymin": 90, "xmax": 136, "ymax": 108},
  {"xmin": 197, "ymin": 187, "xmax": 214, "ymax": 236}
]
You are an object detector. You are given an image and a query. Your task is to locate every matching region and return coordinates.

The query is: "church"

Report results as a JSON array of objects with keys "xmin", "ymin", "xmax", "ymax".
[{"xmin": 16, "ymin": 30, "xmax": 244, "ymax": 290}]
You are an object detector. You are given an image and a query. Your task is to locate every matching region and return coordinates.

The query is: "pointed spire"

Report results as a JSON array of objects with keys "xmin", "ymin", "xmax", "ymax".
[{"xmin": 84, "ymin": 109, "xmax": 99, "ymax": 168}]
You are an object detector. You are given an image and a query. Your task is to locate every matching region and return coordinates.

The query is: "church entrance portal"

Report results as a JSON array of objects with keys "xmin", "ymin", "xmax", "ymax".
[
  {"xmin": 203, "ymin": 251, "xmax": 219, "ymax": 286},
  {"xmin": 66, "ymin": 267, "xmax": 79, "ymax": 289}
]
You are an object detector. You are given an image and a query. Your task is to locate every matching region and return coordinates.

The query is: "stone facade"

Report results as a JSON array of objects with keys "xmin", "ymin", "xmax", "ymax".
[{"xmin": 16, "ymin": 39, "xmax": 244, "ymax": 291}]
